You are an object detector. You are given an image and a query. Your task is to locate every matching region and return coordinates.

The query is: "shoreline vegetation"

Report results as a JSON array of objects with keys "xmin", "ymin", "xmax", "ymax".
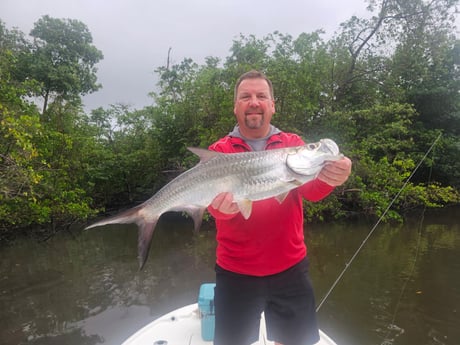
[{"xmin": 1, "ymin": 1, "xmax": 460, "ymax": 241}]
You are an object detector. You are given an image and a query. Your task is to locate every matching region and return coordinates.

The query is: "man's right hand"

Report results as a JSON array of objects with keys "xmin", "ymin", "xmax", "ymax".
[{"xmin": 210, "ymin": 192, "xmax": 240, "ymax": 215}]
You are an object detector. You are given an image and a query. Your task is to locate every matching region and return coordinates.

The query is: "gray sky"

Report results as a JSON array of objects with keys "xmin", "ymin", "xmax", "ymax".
[{"xmin": 1, "ymin": 0, "xmax": 370, "ymax": 111}]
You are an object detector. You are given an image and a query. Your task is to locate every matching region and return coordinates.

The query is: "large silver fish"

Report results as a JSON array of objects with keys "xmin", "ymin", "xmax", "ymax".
[{"xmin": 86, "ymin": 138, "xmax": 342, "ymax": 268}]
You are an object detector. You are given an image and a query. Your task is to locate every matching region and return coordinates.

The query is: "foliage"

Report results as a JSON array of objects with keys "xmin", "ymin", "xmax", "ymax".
[
  {"xmin": 85, "ymin": 104, "xmax": 163, "ymax": 205},
  {"xmin": 15, "ymin": 15, "xmax": 103, "ymax": 114},
  {"xmin": 0, "ymin": 20, "xmax": 99, "ymax": 234},
  {"xmin": 0, "ymin": 0, "xmax": 459, "ymax": 237}
]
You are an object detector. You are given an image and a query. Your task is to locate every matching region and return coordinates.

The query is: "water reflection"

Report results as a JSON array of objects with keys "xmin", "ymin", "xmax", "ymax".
[
  {"xmin": 311, "ymin": 208, "xmax": 460, "ymax": 345},
  {"xmin": 0, "ymin": 208, "xmax": 459, "ymax": 345}
]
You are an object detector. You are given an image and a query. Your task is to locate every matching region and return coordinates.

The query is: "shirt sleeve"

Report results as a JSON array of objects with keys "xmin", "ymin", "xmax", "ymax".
[{"xmin": 298, "ymin": 178, "xmax": 335, "ymax": 202}]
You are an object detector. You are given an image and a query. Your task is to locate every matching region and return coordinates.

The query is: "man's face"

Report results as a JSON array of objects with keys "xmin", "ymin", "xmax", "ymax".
[{"xmin": 233, "ymin": 78, "xmax": 275, "ymax": 138}]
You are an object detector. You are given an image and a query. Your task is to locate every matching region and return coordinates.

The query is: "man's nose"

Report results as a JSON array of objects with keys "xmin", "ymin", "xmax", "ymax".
[{"xmin": 248, "ymin": 95, "xmax": 260, "ymax": 106}]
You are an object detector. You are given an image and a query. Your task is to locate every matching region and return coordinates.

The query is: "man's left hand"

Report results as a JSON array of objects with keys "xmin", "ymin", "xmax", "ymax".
[{"xmin": 317, "ymin": 157, "xmax": 352, "ymax": 187}]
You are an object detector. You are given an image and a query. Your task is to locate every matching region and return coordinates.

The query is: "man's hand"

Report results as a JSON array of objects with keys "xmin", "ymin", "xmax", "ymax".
[
  {"xmin": 210, "ymin": 192, "xmax": 240, "ymax": 215},
  {"xmin": 317, "ymin": 157, "xmax": 352, "ymax": 187}
]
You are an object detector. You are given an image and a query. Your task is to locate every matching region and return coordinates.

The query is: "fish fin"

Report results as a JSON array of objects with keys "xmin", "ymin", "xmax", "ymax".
[
  {"xmin": 138, "ymin": 217, "xmax": 160, "ymax": 270},
  {"xmin": 280, "ymin": 176, "xmax": 296, "ymax": 183},
  {"xmin": 237, "ymin": 199, "xmax": 253, "ymax": 220},
  {"xmin": 274, "ymin": 192, "xmax": 290, "ymax": 204},
  {"xmin": 280, "ymin": 174, "xmax": 305, "ymax": 185},
  {"xmin": 282, "ymin": 177, "xmax": 305, "ymax": 187},
  {"xmin": 187, "ymin": 147, "xmax": 220, "ymax": 163},
  {"xmin": 181, "ymin": 206, "xmax": 206, "ymax": 233}
]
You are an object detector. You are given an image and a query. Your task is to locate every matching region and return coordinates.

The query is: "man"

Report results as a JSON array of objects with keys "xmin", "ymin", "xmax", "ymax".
[{"xmin": 207, "ymin": 70, "xmax": 352, "ymax": 345}]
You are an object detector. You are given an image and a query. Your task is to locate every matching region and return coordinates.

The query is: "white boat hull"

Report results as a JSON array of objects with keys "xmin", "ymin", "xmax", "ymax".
[{"xmin": 121, "ymin": 304, "xmax": 338, "ymax": 345}]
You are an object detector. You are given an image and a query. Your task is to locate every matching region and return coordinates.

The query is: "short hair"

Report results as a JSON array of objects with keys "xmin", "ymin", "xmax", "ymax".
[{"xmin": 234, "ymin": 70, "xmax": 274, "ymax": 101}]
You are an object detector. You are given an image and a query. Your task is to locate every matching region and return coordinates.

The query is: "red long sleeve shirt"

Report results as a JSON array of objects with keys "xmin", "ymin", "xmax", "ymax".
[{"xmin": 208, "ymin": 132, "xmax": 334, "ymax": 276}]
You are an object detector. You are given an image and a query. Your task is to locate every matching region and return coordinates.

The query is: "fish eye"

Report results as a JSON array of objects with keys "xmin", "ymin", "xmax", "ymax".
[{"xmin": 307, "ymin": 143, "xmax": 318, "ymax": 150}]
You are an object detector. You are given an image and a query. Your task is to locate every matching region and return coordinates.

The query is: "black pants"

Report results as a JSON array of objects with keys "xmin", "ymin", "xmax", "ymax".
[{"xmin": 213, "ymin": 257, "xmax": 320, "ymax": 345}]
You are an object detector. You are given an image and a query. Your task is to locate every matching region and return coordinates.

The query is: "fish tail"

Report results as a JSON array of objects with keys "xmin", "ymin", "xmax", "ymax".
[
  {"xmin": 84, "ymin": 206, "xmax": 145, "ymax": 230},
  {"xmin": 85, "ymin": 206, "xmax": 160, "ymax": 270},
  {"xmin": 137, "ymin": 217, "xmax": 159, "ymax": 270},
  {"xmin": 136, "ymin": 206, "xmax": 205, "ymax": 268}
]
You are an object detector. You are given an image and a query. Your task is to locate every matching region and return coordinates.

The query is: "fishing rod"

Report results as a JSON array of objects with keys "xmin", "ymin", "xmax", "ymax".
[{"xmin": 315, "ymin": 132, "xmax": 443, "ymax": 312}]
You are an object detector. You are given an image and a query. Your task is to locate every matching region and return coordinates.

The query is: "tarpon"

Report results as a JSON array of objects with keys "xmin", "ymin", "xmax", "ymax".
[{"xmin": 85, "ymin": 138, "xmax": 342, "ymax": 268}]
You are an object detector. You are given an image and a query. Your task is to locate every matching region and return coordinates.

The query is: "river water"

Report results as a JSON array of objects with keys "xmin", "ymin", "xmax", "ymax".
[{"xmin": 1, "ymin": 207, "xmax": 459, "ymax": 345}]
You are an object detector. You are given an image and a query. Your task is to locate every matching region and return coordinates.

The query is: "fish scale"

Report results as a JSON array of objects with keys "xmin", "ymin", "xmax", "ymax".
[{"xmin": 86, "ymin": 138, "xmax": 342, "ymax": 268}]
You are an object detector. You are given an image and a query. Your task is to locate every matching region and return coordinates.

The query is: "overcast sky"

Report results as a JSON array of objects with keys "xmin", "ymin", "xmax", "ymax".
[{"xmin": 1, "ymin": 0, "xmax": 370, "ymax": 111}]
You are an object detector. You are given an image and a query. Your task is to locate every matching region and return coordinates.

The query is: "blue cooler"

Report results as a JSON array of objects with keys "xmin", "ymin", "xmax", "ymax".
[{"xmin": 198, "ymin": 283, "xmax": 216, "ymax": 341}]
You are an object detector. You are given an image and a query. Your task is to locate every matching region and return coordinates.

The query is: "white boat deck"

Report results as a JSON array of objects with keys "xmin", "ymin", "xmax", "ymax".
[{"xmin": 121, "ymin": 304, "xmax": 338, "ymax": 345}]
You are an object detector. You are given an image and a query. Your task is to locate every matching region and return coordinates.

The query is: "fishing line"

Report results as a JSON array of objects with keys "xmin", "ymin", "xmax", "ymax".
[
  {"xmin": 380, "ymin": 205, "xmax": 426, "ymax": 344},
  {"xmin": 316, "ymin": 132, "xmax": 442, "ymax": 313},
  {"xmin": 380, "ymin": 134, "xmax": 438, "ymax": 344}
]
